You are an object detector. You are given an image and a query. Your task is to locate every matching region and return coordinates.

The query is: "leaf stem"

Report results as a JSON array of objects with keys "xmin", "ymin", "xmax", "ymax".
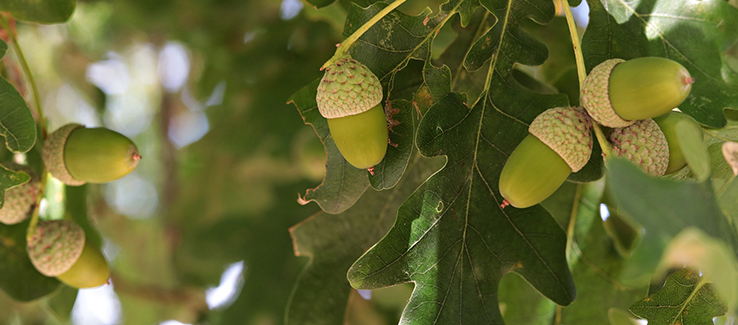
[
  {"xmin": 0, "ymin": 17, "xmax": 47, "ymax": 138},
  {"xmin": 0, "ymin": 17, "xmax": 48, "ymax": 239},
  {"xmin": 559, "ymin": 0, "xmax": 612, "ymax": 158},
  {"xmin": 321, "ymin": 0, "xmax": 407, "ymax": 70},
  {"xmin": 26, "ymin": 172, "xmax": 46, "ymax": 241}
]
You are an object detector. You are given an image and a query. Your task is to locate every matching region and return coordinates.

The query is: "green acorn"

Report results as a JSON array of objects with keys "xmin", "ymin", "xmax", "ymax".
[
  {"xmin": 609, "ymin": 119, "xmax": 670, "ymax": 176},
  {"xmin": 0, "ymin": 163, "xmax": 42, "ymax": 225},
  {"xmin": 316, "ymin": 55, "xmax": 388, "ymax": 170},
  {"xmin": 499, "ymin": 106, "xmax": 593, "ymax": 208},
  {"xmin": 43, "ymin": 124, "xmax": 141, "ymax": 185},
  {"xmin": 653, "ymin": 111, "xmax": 702, "ymax": 175},
  {"xmin": 581, "ymin": 57, "xmax": 693, "ymax": 127},
  {"xmin": 27, "ymin": 220, "xmax": 110, "ymax": 288}
]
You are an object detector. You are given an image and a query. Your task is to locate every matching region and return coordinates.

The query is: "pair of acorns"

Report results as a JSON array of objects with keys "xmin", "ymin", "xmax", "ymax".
[
  {"xmin": 0, "ymin": 124, "xmax": 140, "ymax": 288},
  {"xmin": 499, "ymin": 57, "xmax": 697, "ymax": 208}
]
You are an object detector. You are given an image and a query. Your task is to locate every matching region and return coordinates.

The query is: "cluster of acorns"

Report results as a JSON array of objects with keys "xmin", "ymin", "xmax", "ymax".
[
  {"xmin": 499, "ymin": 57, "xmax": 698, "ymax": 208},
  {"xmin": 0, "ymin": 124, "xmax": 140, "ymax": 288}
]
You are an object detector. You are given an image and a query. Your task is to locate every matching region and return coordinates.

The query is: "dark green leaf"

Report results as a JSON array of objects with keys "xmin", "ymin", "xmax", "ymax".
[
  {"xmin": 0, "ymin": 76, "xmax": 37, "ymax": 153},
  {"xmin": 290, "ymin": 79, "xmax": 370, "ymax": 214},
  {"xmin": 0, "ymin": 39, "xmax": 6, "ymax": 59},
  {"xmin": 559, "ymin": 181, "xmax": 647, "ymax": 324},
  {"xmin": 606, "ymin": 158, "xmax": 738, "ymax": 285},
  {"xmin": 347, "ymin": 0, "xmax": 579, "ymax": 322},
  {"xmin": 629, "ymin": 268, "xmax": 727, "ymax": 325},
  {"xmin": 582, "ymin": 0, "xmax": 738, "ymax": 128},
  {"xmin": 286, "ymin": 155, "xmax": 443, "ymax": 325},
  {"xmin": 369, "ymin": 100, "xmax": 416, "ymax": 190},
  {"xmin": 0, "ymin": 219, "xmax": 61, "ymax": 301},
  {"xmin": 44, "ymin": 286, "xmax": 78, "ymax": 323},
  {"xmin": 0, "ymin": 0, "xmax": 75, "ymax": 24}
]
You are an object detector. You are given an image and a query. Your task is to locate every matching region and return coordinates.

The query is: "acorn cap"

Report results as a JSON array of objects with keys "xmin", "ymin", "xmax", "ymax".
[
  {"xmin": 609, "ymin": 119, "xmax": 669, "ymax": 176},
  {"xmin": 43, "ymin": 124, "xmax": 86, "ymax": 186},
  {"xmin": 581, "ymin": 59, "xmax": 634, "ymax": 128},
  {"xmin": 0, "ymin": 163, "xmax": 42, "ymax": 225},
  {"xmin": 529, "ymin": 106, "xmax": 593, "ymax": 172},
  {"xmin": 316, "ymin": 56, "xmax": 383, "ymax": 119},
  {"xmin": 27, "ymin": 220, "xmax": 86, "ymax": 277}
]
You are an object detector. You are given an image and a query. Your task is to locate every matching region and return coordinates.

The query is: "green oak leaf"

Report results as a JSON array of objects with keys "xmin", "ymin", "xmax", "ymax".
[
  {"xmin": 286, "ymin": 155, "xmax": 444, "ymax": 325},
  {"xmin": 498, "ymin": 272, "xmax": 556, "ymax": 325},
  {"xmin": 347, "ymin": 0, "xmax": 578, "ymax": 322},
  {"xmin": 582, "ymin": 0, "xmax": 738, "ymax": 128},
  {"xmin": 0, "ymin": 218, "xmax": 61, "ymax": 301},
  {"xmin": 290, "ymin": 2, "xmax": 466, "ymax": 213},
  {"xmin": 606, "ymin": 158, "xmax": 738, "ymax": 285},
  {"xmin": 0, "ymin": 76, "xmax": 37, "ymax": 153},
  {"xmin": 0, "ymin": 0, "xmax": 75, "ymax": 24},
  {"xmin": 629, "ymin": 268, "xmax": 727, "ymax": 325},
  {"xmin": 290, "ymin": 79, "xmax": 370, "ymax": 214},
  {"xmin": 557, "ymin": 181, "xmax": 648, "ymax": 324}
]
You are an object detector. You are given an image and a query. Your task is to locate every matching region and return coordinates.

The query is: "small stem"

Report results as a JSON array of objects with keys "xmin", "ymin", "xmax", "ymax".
[
  {"xmin": 0, "ymin": 17, "xmax": 47, "ymax": 138},
  {"xmin": 321, "ymin": 0, "xmax": 407, "ymax": 70},
  {"xmin": 593, "ymin": 123, "xmax": 613, "ymax": 157},
  {"xmin": 716, "ymin": 176, "xmax": 735, "ymax": 198},
  {"xmin": 565, "ymin": 183, "xmax": 582, "ymax": 262},
  {"xmin": 560, "ymin": 0, "xmax": 586, "ymax": 89},
  {"xmin": 26, "ymin": 172, "xmax": 47, "ymax": 240},
  {"xmin": 559, "ymin": 0, "xmax": 613, "ymax": 158}
]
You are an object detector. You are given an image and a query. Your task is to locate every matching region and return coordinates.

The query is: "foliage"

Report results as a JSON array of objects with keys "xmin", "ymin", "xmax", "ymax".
[{"xmin": 0, "ymin": 0, "xmax": 737, "ymax": 324}]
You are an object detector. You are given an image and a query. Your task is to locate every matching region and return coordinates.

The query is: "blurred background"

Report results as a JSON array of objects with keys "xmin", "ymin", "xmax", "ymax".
[{"xmin": 0, "ymin": 0, "xmax": 596, "ymax": 324}]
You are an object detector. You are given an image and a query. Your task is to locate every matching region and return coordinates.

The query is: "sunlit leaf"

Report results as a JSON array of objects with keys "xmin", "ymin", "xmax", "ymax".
[
  {"xmin": 606, "ymin": 158, "xmax": 738, "ymax": 285},
  {"xmin": 286, "ymin": 155, "xmax": 443, "ymax": 325},
  {"xmin": 347, "ymin": 0, "xmax": 579, "ymax": 322},
  {"xmin": 629, "ymin": 268, "xmax": 727, "ymax": 325}
]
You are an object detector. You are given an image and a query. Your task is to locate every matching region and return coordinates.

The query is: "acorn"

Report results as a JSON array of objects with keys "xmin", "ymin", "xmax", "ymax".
[
  {"xmin": 0, "ymin": 163, "xmax": 42, "ymax": 225},
  {"xmin": 27, "ymin": 219, "xmax": 110, "ymax": 288},
  {"xmin": 499, "ymin": 106, "xmax": 593, "ymax": 208},
  {"xmin": 43, "ymin": 124, "xmax": 141, "ymax": 185},
  {"xmin": 608, "ymin": 119, "xmax": 669, "ymax": 176},
  {"xmin": 316, "ymin": 55, "xmax": 388, "ymax": 170},
  {"xmin": 581, "ymin": 57, "xmax": 694, "ymax": 127},
  {"xmin": 653, "ymin": 111, "xmax": 702, "ymax": 174}
]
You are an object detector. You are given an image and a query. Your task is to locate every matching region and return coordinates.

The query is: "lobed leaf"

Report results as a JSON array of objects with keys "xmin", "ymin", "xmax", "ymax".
[
  {"xmin": 347, "ymin": 0, "xmax": 581, "ymax": 322},
  {"xmin": 286, "ymin": 155, "xmax": 444, "ymax": 325},
  {"xmin": 629, "ymin": 268, "xmax": 727, "ymax": 325}
]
